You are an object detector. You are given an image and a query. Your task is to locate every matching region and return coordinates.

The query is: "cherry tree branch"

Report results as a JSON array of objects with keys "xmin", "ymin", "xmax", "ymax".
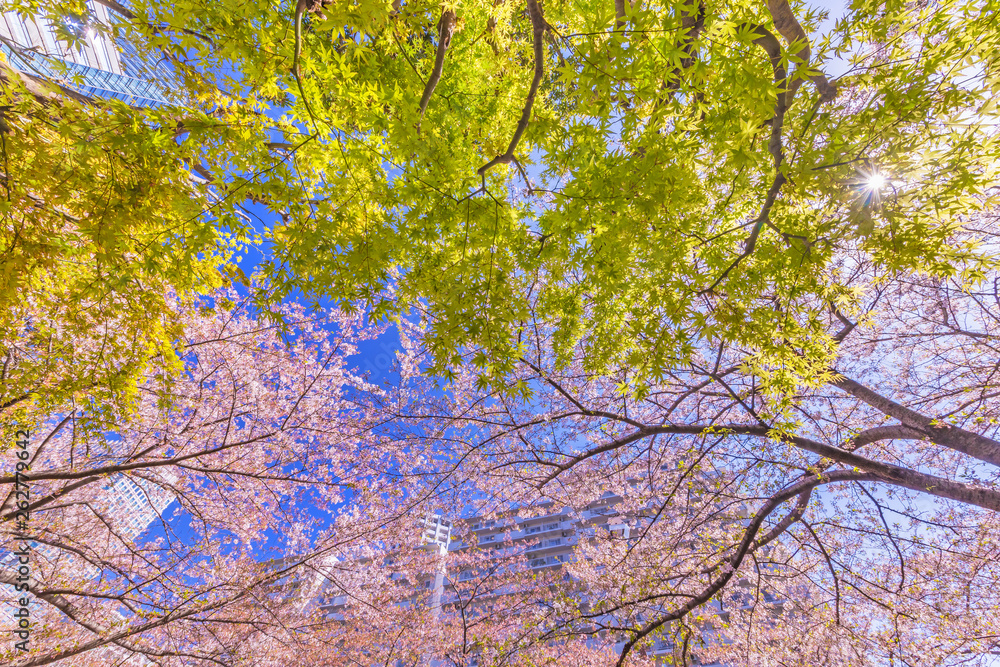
[
  {"xmin": 832, "ymin": 372, "xmax": 1000, "ymax": 468},
  {"xmin": 614, "ymin": 470, "xmax": 876, "ymax": 666},
  {"xmin": 801, "ymin": 519, "xmax": 842, "ymax": 624},
  {"xmin": 751, "ymin": 486, "xmax": 812, "ymax": 552},
  {"xmin": 0, "ymin": 568, "xmax": 178, "ymax": 663},
  {"xmin": 519, "ymin": 357, "xmax": 649, "ymax": 429},
  {"xmin": 531, "ymin": 420, "xmax": 1000, "ymax": 512},
  {"xmin": 0, "ymin": 429, "xmax": 279, "ymax": 485},
  {"xmin": 0, "ymin": 412, "xmax": 74, "ymax": 515},
  {"xmin": 6, "ymin": 541, "xmax": 364, "ymax": 667}
]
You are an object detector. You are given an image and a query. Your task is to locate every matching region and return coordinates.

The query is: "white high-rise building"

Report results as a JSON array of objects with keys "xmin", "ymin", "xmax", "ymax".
[{"xmin": 97, "ymin": 473, "xmax": 175, "ymax": 543}]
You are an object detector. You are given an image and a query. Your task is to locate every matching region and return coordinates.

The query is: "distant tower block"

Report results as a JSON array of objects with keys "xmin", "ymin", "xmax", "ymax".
[
  {"xmin": 419, "ymin": 512, "xmax": 451, "ymax": 625},
  {"xmin": 419, "ymin": 512, "xmax": 453, "ymax": 552}
]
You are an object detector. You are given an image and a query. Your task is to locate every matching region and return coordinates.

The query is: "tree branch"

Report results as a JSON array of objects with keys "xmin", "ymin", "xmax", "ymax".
[
  {"xmin": 614, "ymin": 470, "xmax": 876, "ymax": 666},
  {"xmin": 0, "ymin": 429, "xmax": 279, "ymax": 485},
  {"xmin": 0, "ymin": 58, "xmax": 94, "ymax": 106},
  {"xmin": 478, "ymin": 0, "xmax": 546, "ymax": 175},
  {"xmin": 831, "ymin": 373, "xmax": 1000, "ymax": 468},
  {"xmin": 615, "ymin": 0, "xmax": 628, "ymax": 30},
  {"xmin": 661, "ymin": 0, "xmax": 705, "ymax": 91},
  {"xmin": 527, "ymin": 420, "xmax": 1000, "ymax": 512},
  {"xmin": 292, "ymin": 0, "xmax": 319, "ymax": 127},
  {"xmin": 91, "ymin": 0, "xmax": 217, "ymax": 47},
  {"xmin": 751, "ymin": 486, "xmax": 811, "ymax": 552},
  {"xmin": 420, "ymin": 10, "xmax": 458, "ymax": 118},
  {"xmin": 701, "ymin": 24, "xmax": 786, "ymax": 292},
  {"xmin": 764, "ymin": 0, "xmax": 836, "ymax": 104}
]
